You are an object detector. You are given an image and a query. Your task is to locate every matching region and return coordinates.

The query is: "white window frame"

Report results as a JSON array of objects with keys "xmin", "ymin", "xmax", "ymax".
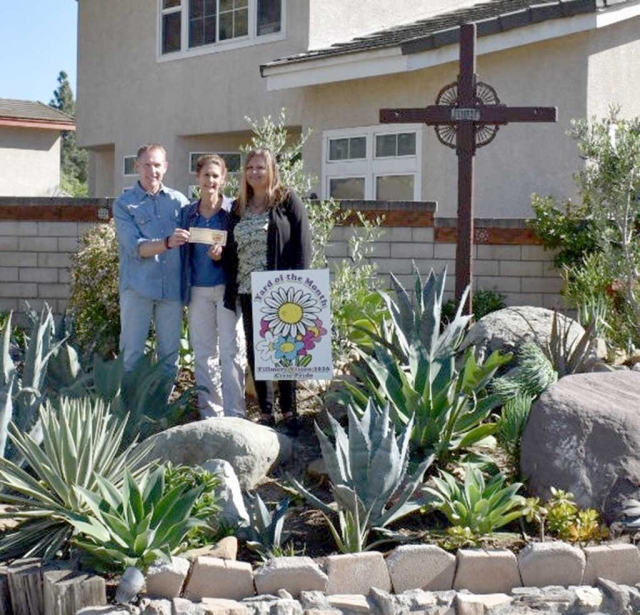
[
  {"xmin": 322, "ymin": 124, "xmax": 423, "ymax": 201},
  {"xmin": 157, "ymin": 0, "xmax": 286, "ymax": 62},
  {"xmin": 123, "ymin": 155, "xmax": 137, "ymax": 177}
]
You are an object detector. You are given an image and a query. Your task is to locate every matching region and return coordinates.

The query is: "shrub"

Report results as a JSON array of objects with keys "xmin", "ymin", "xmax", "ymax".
[
  {"xmin": 69, "ymin": 220, "xmax": 120, "ymax": 359},
  {"xmin": 529, "ymin": 109, "xmax": 640, "ymax": 350},
  {"xmin": 528, "ymin": 194, "xmax": 598, "ymax": 270},
  {"xmin": 442, "ymin": 289, "xmax": 506, "ymax": 324}
]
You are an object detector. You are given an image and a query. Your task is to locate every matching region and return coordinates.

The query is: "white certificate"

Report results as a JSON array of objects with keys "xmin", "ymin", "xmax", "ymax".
[{"xmin": 188, "ymin": 228, "xmax": 227, "ymax": 246}]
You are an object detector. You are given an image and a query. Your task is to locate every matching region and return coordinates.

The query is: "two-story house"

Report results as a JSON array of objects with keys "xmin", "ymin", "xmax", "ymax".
[{"xmin": 76, "ymin": 0, "xmax": 640, "ymax": 218}]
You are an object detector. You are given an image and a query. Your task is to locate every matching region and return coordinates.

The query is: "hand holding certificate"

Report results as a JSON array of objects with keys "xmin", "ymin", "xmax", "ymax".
[{"xmin": 188, "ymin": 227, "xmax": 228, "ymax": 246}]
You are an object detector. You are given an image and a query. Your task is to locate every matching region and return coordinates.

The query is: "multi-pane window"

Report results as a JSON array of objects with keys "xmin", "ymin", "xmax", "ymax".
[
  {"xmin": 328, "ymin": 136, "xmax": 366, "ymax": 161},
  {"xmin": 162, "ymin": 0, "xmax": 182, "ymax": 54},
  {"xmin": 323, "ymin": 126, "xmax": 422, "ymax": 201},
  {"xmin": 161, "ymin": 0, "xmax": 283, "ymax": 56},
  {"xmin": 123, "ymin": 156, "xmax": 137, "ymax": 177}
]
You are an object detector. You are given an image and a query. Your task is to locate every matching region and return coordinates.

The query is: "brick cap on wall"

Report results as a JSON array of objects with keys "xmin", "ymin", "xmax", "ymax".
[{"xmin": 0, "ymin": 198, "xmax": 543, "ymax": 244}]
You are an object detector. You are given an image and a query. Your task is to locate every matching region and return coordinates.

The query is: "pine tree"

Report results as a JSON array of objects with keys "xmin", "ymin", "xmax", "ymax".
[{"xmin": 50, "ymin": 71, "xmax": 88, "ymax": 196}]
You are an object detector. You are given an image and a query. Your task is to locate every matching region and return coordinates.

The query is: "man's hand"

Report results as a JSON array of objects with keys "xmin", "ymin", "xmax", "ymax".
[
  {"xmin": 139, "ymin": 227, "xmax": 191, "ymax": 258},
  {"xmin": 167, "ymin": 228, "xmax": 190, "ymax": 249}
]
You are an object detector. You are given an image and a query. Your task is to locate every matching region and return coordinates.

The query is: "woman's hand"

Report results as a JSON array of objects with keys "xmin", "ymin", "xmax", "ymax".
[{"xmin": 208, "ymin": 243, "xmax": 223, "ymax": 261}]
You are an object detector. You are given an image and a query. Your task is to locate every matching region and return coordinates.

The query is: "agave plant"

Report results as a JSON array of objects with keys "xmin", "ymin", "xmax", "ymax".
[
  {"xmin": 90, "ymin": 354, "xmax": 192, "ymax": 445},
  {"xmin": 292, "ymin": 401, "xmax": 433, "ymax": 548},
  {"xmin": 344, "ymin": 266, "xmax": 510, "ymax": 462},
  {"xmin": 70, "ymin": 465, "xmax": 205, "ymax": 572},
  {"xmin": 0, "ymin": 306, "xmax": 68, "ymax": 461},
  {"xmin": 348, "ymin": 345, "xmax": 510, "ymax": 463},
  {"xmin": 323, "ymin": 506, "xmax": 372, "ymax": 554},
  {"xmin": 545, "ymin": 309, "xmax": 599, "ymax": 376},
  {"xmin": 363, "ymin": 266, "xmax": 472, "ymax": 366},
  {"xmin": 238, "ymin": 492, "xmax": 293, "ymax": 559},
  {"xmin": 0, "ymin": 396, "xmax": 153, "ymax": 560},
  {"xmin": 425, "ymin": 464, "xmax": 526, "ymax": 536}
]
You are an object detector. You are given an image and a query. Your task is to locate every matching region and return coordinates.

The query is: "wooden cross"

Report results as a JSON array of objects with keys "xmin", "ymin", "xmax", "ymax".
[{"xmin": 380, "ymin": 23, "xmax": 557, "ymax": 312}]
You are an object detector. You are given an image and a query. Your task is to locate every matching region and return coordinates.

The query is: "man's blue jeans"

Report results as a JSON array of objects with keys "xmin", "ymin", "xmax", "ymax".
[{"xmin": 119, "ymin": 288, "xmax": 183, "ymax": 376}]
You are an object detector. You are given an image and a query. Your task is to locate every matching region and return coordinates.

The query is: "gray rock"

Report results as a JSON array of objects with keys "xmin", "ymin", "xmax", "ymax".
[
  {"xmin": 463, "ymin": 306, "xmax": 585, "ymax": 361},
  {"xmin": 521, "ymin": 371, "xmax": 640, "ymax": 521},
  {"xmin": 139, "ymin": 598, "xmax": 172, "ymax": 615},
  {"xmin": 139, "ymin": 417, "xmax": 292, "ymax": 489},
  {"xmin": 116, "ymin": 567, "xmax": 145, "ymax": 604},
  {"xmin": 201, "ymin": 459, "xmax": 250, "ymax": 528}
]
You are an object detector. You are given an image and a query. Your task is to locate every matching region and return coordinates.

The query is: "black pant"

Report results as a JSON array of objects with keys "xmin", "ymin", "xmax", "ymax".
[{"xmin": 239, "ymin": 293, "xmax": 297, "ymax": 417}]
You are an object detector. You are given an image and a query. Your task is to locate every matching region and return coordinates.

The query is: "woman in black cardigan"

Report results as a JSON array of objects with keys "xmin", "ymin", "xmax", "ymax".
[{"xmin": 224, "ymin": 148, "xmax": 311, "ymax": 435}]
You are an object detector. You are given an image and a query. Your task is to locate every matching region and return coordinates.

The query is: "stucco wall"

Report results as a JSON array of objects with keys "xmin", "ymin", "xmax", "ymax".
[
  {"xmin": 0, "ymin": 128, "xmax": 61, "ymax": 197},
  {"xmin": 586, "ymin": 15, "xmax": 640, "ymax": 119},
  {"xmin": 88, "ymin": 147, "xmax": 115, "ymax": 198},
  {"xmin": 300, "ymin": 31, "xmax": 590, "ymax": 219},
  {"xmin": 76, "ymin": 0, "xmax": 307, "ymax": 196},
  {"xmin": 307, "ymin": 0, "xmax": 481, "ymax": 50}
]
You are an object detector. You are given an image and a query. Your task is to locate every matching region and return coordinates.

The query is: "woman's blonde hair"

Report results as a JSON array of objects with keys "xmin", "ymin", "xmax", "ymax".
[{"xmin": 236, "ymin": 148, "xmax": 288, "ymax": 216}]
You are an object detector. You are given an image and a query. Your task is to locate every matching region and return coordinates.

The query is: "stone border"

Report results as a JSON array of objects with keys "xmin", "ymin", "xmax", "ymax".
[
  {"xmin": 144, "ymin": 543, "xmax": 639, "ymax": 601},
  {"xmin": 6, "ymin": 542, "xmax": 640, "ymax": 614}
]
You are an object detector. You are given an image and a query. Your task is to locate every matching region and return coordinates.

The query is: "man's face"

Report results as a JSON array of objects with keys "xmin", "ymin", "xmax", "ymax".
[{"xmin": 136, "ymin": 148, "xmax": 168, "ymax": 194}]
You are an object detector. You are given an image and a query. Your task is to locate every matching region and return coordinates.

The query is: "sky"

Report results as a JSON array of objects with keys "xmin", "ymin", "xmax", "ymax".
[{"xmin": 0, "ymin": 1, "xmax": 78, "ymax": 105}]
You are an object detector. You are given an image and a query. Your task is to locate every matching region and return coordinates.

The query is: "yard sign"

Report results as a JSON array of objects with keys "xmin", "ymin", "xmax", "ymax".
[{"xmin": 251, "ymin": 269, "xmax": 332, "ymax": 381}]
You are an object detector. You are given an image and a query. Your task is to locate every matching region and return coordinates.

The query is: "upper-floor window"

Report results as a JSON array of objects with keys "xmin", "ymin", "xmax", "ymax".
[{"xmin": 160, "ymin": 0, "xmax": 283, "ymax": 58}]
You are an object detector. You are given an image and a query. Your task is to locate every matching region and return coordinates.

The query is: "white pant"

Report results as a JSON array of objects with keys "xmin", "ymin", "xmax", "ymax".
[{"xmin": 188, "ymin": 285, "xmax": 246, "ymax": 418}]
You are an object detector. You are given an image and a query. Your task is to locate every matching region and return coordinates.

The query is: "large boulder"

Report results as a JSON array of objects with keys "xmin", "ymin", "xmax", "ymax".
[
  {"xmin": 139, "ymin": 417, "xmax": 292, "ymax": 489},
  {"xmin": 462, "ymin": 306, "xmax": 585, "ymax": 360},
  {"xmin": 521, "ymin": 371, "xmax": 640, "ymax": 521}
]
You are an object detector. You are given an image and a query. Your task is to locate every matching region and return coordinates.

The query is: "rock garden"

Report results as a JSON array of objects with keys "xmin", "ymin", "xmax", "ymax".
[{"xmin": 1, "ymin": 112, "xmax": 640, "ymax": 615}]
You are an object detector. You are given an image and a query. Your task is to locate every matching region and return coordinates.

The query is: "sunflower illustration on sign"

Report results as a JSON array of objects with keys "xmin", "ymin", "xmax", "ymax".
[{"xmin": 252, "ymin": 270, "xmax": 332, "ymax": 381}]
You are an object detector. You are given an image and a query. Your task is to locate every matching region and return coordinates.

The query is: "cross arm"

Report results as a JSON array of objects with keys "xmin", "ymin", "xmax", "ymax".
[
  {"xmin": 480, "ymin": 106, "xmax": 557, "ymax": 123},
  {"xmin": 380, "ymin": 107, "xmax": 452, "ymax": 125}
]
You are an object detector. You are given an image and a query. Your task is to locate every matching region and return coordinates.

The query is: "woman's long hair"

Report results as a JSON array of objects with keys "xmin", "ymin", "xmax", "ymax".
[{"xmin": 236, "ymin": 148, "xmax": 288, "ymax": 217}]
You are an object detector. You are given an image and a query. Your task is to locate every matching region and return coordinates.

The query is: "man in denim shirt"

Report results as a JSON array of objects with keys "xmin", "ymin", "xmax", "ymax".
[{"xmin": 113, "ymin": 143, "xmax": 190, "ymax": 375}]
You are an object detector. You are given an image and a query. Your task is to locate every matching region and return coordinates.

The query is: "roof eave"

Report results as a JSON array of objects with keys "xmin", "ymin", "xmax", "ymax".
[
  {"xmin": 0, "ymin": 117, "xmax": 76, "ymax": 131},
  {"xmin": 262, "ymin": 0, "xmax": 640, "ymax": 91}
]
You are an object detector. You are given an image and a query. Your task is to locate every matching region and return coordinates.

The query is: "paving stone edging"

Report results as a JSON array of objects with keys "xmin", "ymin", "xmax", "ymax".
[
  {"xmin": 6, "ymin": 542, "xmax": 640, "ymax": 614},
  {"xmin": 101, "ymin": 542, "xmax": 640, "ymax": 614}
]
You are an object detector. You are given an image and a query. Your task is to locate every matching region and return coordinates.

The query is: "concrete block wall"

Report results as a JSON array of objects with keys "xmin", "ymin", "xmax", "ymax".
[
  {"xmin": 327, "ymin": 206, "xmax": 563, "ymax": 309},
  {"xmin": 0, "ymin": 198, "xmax": 563, "ymax": 319},
  {"xmin": 0, "ymin": 198, "xmax": 110, "ymax": 317}
]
